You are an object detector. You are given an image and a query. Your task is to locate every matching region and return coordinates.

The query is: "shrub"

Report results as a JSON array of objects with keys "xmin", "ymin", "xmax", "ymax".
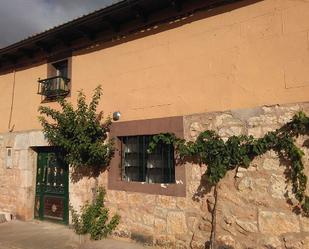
[{"xmin": 70, "ymin": 187, "xmax": 120, "ymax": 240}]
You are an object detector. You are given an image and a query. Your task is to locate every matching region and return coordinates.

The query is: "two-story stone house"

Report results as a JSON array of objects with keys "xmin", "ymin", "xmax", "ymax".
[{"xmin": 0, "ymin": 0, "xmax": 309, "ymax": 248}]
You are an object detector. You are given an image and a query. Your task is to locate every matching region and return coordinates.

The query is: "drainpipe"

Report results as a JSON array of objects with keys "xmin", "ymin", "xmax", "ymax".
[{"xmin": 8, "ymin": 68, "xmax": 16, "ymax": 132}]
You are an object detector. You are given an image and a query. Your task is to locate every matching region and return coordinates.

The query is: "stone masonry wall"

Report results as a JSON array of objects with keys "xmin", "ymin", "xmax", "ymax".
[
  {"xmin": 0, "ymin": 131, "xmax": 46, "ymax": 220},
  {"xmin": 1, "ymin": 102, "xmax": 309, "ymax": 248},
  {"xmin": 182, "ymin": 103, "xmax": 309, "ymax": 249},
  {"xmin": 70, "ymin": 102, "xmax": 309, "ymax": 249}
]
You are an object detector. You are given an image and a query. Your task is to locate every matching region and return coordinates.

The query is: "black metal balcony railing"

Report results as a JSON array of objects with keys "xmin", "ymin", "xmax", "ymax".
[{"xmin": 38, "ymin": 76, "xmax": 70, "ymax": 98}]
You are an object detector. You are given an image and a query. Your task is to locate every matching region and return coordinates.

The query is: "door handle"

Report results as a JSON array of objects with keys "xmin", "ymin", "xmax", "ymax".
[{"xmin": 42, "ymin": 166, "xmax": 46, "ymax": 183}]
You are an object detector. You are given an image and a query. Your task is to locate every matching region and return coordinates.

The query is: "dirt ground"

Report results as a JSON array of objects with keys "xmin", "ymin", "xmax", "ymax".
[{"xmin": 0, "ymin": 221, "xmax": 154, "ymax": 249}]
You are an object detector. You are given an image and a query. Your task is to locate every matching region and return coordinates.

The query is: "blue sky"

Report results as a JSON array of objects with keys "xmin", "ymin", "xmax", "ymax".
[{"xmin": 0, "ymin": 0, "xmax": 118, "ymax": 48}]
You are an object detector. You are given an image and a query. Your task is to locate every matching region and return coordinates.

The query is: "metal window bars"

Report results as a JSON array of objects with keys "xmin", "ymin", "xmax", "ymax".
[{"xmin": 38, "ymin": 76, "xmax": 70, "ymax": 98}]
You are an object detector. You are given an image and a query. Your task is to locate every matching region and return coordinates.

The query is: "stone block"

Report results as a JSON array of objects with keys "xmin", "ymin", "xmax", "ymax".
[
  {"xmin": 218, "ymin": 126, "xmax": 244, "ymax": 138},
  {"xmin": 127, "ymin": 193, "xmax": 144, "ymax": 205},
  {"xmin": 0, "ymin": 135, "xmax": 4, "ymax": 147},
  {"xmin": 113, "ymin": 224, "xmax": 130, "ymax": 238},
  {"xmin": 28, "ymin": 131, "xmax": 48, "ymax": 147},
  {"xmin": 175, "ymin": 240, "xmax": 189, "ymax": 249},
  {"xmin": 154, "ymin": 218, "xmax": 167, "ymax": 234},
  {"xmin": 107, "ymin": 190, "xmax": 127, "ymax": 203},
  {"xmin": 304, "ymin": 237, "xmax": 309, "ymax": 248},
  {"xmin": 248, "ymin": 127, "xmax": 263, "ymax": 138},
  {"xmin": 283, "ymin": 234, "xmax": 305, "ymax": 249},
  {"xmin": 12, "ymin": 150, "xmax": 20, "ymax": 168},
  {"xmin": 142, "ymin": 213, "xmax": 154, "ymax": 226},
  {"xmin": 18, "ymin": 150, "xmax": 29, "ymax": 170},
  {"xmin": 0, "ymin": 212, "xmax": 12, "ymax": 221},
  {"xmin": 248, "ymin": 115, "xmax": 277, "ymax": 127},
  {"xmin": 3, "ymin": 134, "xmax": 15, "ymax": 147},
  {"xmin": 190, "ymin": 165, "xmax": 202, "ymax": 181},
  {"xmin": 278, "ymin": 112, "xmax": 297, "ymax": 125},
  {"xmin": 190, "ymin": 240, "xmax": 205, "ymax": 249},
  {"xmin": 262, "ymin": 157, "xmax": 282, "ymax": 171},
  {"xmin": 157, "ymin": 195, "xmax": 176, "ymax": 209},
  {"xmin": 131, "ymin": 231, "xmax": 153, "ymax": 246},
  {"xmin": 270, "ymin": 174, "xmax": 288, "ymax": 199},
  {"xmin": 300, "ymin": 216, "xmax": 309, "ymax": 232},
  {"xmin": 0, "ymin": 214, "xmax": 6, "ymax": 223},
  {"xmin": 213, "ymin": 113, "xmax": 234, "ymax": 127},
  {"xmin": 198, "ymin": 220, "xmax": 211, "ymax": 232},
  {"xmin": 167, "ymin": 211, "xmax": 187, "ymax": 235},
  {"xmin": 216, "ymin": 235, "xmax": 238, "ymax": 249},
  {"xmin": 131, "ymin": 223, "xmax": 153, "ymax": 235},
  {"xmin": 232, "ymin": 106, "xmax": 263, "ymax": 120},
  {"xmin": 20, "ymin": 170, "xmax": 33, "ymax": 188},
  {"xmin": 237, "ymin": 177, "xmax": 268, "ymax": 194},
  {"xmin": 235, "ymin": 219, "xmax": 258, "ymax": 233},
  {"xmin": 189, "ymin": 122, "xmax": 204, "ymax": 139},
  {"xmin": 176, "ymin": 197, "xmax": 187, "ymax": 210},
  {"xmin": 14, "ymin": 133, "xmax": 29, "ymax": 150},
  {"xmin": 259, "ymin": 236, "xmax": 283, "ymax": 249},
  {"xmin": 155, "ymin": 235, "xmax": 176, "ymax": 248},
  {"xmin": 258, "ymin": 210, "xmax": 300, "ymax": 235},
  {"xmin": 154, "ymin": 207, "xmax": 167, "ymax": 219},
  {"xmin": 187, "ymin": 216, "xmax": 198, "ymax": 232},
  {"xmin": 190, "ymin": 233, "xmax": 208, "ymax": 249}
]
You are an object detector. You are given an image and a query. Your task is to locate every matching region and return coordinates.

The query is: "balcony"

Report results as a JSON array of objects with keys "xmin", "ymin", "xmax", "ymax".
[{"xmin": 38, "ymin": 76, "xmax": 70, "ymax": 99}]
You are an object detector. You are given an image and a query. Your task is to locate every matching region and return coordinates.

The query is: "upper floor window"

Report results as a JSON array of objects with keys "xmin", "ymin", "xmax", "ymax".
[
  {"xmin": 38, "ymin": 59, "xmax": 70, "ymax": 100},
  {"xmin": 120, "ymin": 135, "xmax": 175, "ymax": 184}
]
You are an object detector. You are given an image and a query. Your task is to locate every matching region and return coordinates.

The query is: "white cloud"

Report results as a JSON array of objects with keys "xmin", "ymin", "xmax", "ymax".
[{"xmin": 0, "ymin": 0, "xmax": 118, "ymax": 48}]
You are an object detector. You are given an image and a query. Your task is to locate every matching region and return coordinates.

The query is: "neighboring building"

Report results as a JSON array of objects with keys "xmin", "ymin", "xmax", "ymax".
[{"xmin": 0, "ymin": 0, "xmax": 309, "ymax": 248}]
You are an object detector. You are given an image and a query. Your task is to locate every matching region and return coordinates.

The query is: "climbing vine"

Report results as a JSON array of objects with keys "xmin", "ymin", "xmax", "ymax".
[{"xmin": 148, "ymin": 112, "xmax": 309, "ymax": 215}]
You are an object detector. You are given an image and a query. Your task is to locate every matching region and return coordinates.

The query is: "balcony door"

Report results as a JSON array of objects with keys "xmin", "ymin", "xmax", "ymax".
[{"xmin": 53, "ymin": 60, "xmax": 68, "ymax": 78}]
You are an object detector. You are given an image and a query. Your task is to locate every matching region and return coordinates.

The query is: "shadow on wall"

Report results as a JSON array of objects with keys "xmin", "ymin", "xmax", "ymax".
[
  {"xmin": 216, "ymin": 244, "xmax": 235, "ymax": 249},
  {"xmin": 186, "ymin": 147, "xmax": 309, "ymax": 249},
  {"xmin": 0, "ymin": 0, "xmax": 263, "ymax": 76},
  {"xmin": 70, "ymin": 164, "xmax": 108, "ymax": 184},
  {"xmin": 189, "ymin": 131, "xmax": 309, "ymax": 216},
  {"xmin": 74, "ymin": 0, "xmax": 263, "ymax": 58}
]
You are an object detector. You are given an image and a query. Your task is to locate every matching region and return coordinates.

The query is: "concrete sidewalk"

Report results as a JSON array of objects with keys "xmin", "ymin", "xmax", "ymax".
[{"xmin": 0, "ymin": 221, "xmax": 154, "ymax": 249}]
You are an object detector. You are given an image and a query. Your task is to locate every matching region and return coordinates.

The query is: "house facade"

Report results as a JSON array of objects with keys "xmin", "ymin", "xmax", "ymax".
[{"xmin": 0, "ymin": 0, "xmax": 309, "ymax": 248}]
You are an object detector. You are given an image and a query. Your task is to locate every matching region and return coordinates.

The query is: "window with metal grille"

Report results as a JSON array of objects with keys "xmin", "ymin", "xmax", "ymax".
[
  {"xmin": 38, "ymin": 59, "xmax": 70, "ymax": 100},
  {"xmin": 120, "ymin": 135, "xmax": 175, "ymax": 183}
]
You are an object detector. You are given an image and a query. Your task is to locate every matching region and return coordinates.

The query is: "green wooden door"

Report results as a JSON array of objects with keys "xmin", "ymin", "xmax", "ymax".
[{"xmin": 34, "ymin": 149, "xmax": 69, "ymax": 224}]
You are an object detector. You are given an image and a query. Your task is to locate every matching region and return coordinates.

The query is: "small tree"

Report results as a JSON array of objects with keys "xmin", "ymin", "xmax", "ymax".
[{"xmin": 38, "ymin": 85, "xmax": 114, "ymax": 170}]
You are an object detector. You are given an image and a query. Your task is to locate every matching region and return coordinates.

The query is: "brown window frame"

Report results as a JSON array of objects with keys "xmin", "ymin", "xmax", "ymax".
[
  {"xmin": 47, "ymin": 52, "xmax": 72, "ymax": 79},
  {"xmin": 120, "ymin": 135, "xmax": 175, "ymax": 184},
  {"xmin": 108, "ymin": 116, "xmax": 186, "ymax": 197}
]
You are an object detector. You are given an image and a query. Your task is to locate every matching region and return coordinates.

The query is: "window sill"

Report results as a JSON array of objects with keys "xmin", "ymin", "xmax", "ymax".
[{"xmin": 108, "ymin": 171, "xmax": 186, "ymax": 197}]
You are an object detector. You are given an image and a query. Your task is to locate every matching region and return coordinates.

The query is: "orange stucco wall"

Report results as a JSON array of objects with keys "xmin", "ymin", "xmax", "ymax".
[{"xmin": 0, "ymin": 0, "xmax": 309, "ymax": 133}]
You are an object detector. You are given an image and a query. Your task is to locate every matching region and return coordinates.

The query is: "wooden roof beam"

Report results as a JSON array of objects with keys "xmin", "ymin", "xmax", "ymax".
[
  {"xmin": 102, "ymin": 17, "xmax": 121, "ymax": 33},
  {"xmin": 35, "ymin": 41, "xmax": 52, "ymax": 54},
  {"xmin": 55, "ymin": 35, "xmax": 72, "ymax": 47},
  {"xmin": 171, "ymin": 0, "xmax": 183, "ymax": 12},
  {"xmin": 18, "ymin": 47, "xmax": 35, "ymax": 59},
  {"xmin": 75, "ymin": 27, "xmax": 97, "ymax": 41},
  {"xmin": 131, "ymin": 5, "xmax": 149, "ymax": 23},
  {"xmin": 2, "ymin": 54, "xmax": 18, "ymax": 65}
]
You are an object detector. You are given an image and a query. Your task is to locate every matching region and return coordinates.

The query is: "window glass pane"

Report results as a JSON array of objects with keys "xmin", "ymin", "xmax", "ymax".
[
  {"xmin": 124, "ymin": 167, "xmax": 140, "ymax": 182},
  {"xmin": 146, "ymin": 137, "xmax": 175, "ymax": 184},
  {"xmin": 53, "ymin": 60, "xmax": 68, "ymax": 78},
  {"xmin": 121, "ymin": 135, "xmax": 175, "ymax": 184},
  {"xmin": 122, "ymin": 136, "xmax": 141, "ymax": 182}
]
